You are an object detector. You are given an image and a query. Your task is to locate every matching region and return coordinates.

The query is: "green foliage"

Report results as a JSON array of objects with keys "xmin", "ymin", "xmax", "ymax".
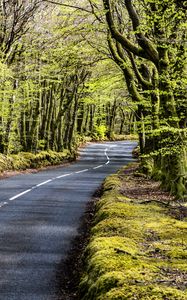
[{"xmin": 93, "ymin": 125, "xmax": 107, "ymax": 140}]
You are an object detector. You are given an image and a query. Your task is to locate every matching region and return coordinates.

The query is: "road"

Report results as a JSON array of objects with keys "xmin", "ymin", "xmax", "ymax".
[{"xmin": 0, "ymin": 141, "xmax": 137, "ymax": 300}]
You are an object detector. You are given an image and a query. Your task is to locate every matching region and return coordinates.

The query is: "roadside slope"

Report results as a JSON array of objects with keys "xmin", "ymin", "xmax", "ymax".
[
  {"xmin": 0, "ymin": 149, "xmax": 73, "ymax": 178},
  {"xmin": 80, "ymin": 163, "xmax": 187, "ymax": 300}
]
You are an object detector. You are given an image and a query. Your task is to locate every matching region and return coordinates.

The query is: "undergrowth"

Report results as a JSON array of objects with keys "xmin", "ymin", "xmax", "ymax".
[{"xmin": 80, "ymin": 164, "xmax": 187, "ymax": 300}]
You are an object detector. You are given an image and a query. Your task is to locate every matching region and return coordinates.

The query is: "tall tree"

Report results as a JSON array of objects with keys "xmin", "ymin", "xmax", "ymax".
[{"xmin": 101, "ymin": 0, "xmax": 187, "ymax": 198}]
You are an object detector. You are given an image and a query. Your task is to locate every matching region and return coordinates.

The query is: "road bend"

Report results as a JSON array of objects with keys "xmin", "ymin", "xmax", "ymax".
[{"xmin": 0, "ymin": 141, "xmax": 137, "ymax": 300}]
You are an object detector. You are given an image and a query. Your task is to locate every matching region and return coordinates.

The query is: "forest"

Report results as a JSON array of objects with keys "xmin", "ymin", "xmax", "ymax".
[{"xmin": 0, "ymin": 0, "xmax": 186, "ymax": 199}]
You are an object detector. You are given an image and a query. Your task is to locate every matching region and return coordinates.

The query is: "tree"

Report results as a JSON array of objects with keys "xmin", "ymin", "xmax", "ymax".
[
  {"xmin": 0, "ymin": 0, "xmax": 42, "ymax": 63},
  {"xmin": 0, "ymin": 1, "xmax": 128, "ymax": 154},
  {"xmin": 101, "ymin": 0, "xmax": 187, "ymax": 198}
]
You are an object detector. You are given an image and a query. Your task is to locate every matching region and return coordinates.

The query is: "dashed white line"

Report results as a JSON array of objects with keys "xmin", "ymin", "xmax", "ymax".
[
  {"xmin": 9, "ymin": 189, "xmax": 32, "ymax": 201},
  {"xmin": 36, "ymin": 179, "xmax": 52, "ymax": 187},
  {"xmin": 56, "ymin": 173, "xmax": 73, "ymax": 179},
  {"xmin": 31, "ymin": 186, "xmax": 37, "ymax": 190},
  {"xmin": 75, "ymin": 169, "xmax": 89, "ymax": 174},
  {"xmin": 0, "ymin": 202, "xmax": 8, "ymax": 207},
  {"xmin": 93, "ymin": 165, "xmax": 103, "ymax": 169},
  {"xmin": 3, "ymin": 145, "xmax": 112, "ymax": 205},
  {"xmin": 104, "ymin": 148, "xmax": 110, "ymax": 162}
]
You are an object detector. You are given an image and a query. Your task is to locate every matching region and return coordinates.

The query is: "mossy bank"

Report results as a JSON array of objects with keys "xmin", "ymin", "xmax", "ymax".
[
  {"xmin": 79, "ymin": 163, "xmax": 187, "ymax": 300},
  {"xmin": 0, "ymin": 149, "xmax": 74, "ymax": 175}
]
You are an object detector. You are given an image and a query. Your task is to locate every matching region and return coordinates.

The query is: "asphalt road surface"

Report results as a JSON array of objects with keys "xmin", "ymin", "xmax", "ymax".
[{"xmin": 0, "ymin": 141, "xmax": 137, "ymax": 300}]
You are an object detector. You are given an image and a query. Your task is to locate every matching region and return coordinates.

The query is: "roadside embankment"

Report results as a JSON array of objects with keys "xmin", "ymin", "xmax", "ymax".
[
  {"xmin": 0, "ymin": 149, "xmax": 74, "ymax": 177},
  {"xmin": 79, "ymin": 163, "xmax": 187, "ymax": 300}
]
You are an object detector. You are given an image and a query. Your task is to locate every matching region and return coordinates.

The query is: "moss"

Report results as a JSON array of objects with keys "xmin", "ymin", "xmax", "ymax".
[
  {"xmin": 80, "ymin": 165, "xmax": 187, "ymax": 300},
  {"xmin": 0, "ymin": 154, "xmax": 13, "ymax": 171},
  {"xmin": 103, "ymin": 175, "xmax": 122, "ymax": 192},
  {"xmin": 132, "ymin": 145, "xmax": 140, "ymax": 158},
  {"xmin": 0, "ymin": 150, "xmax": 72, "ymax": 173},
  {"xmin": 80, "ymin": 271, "xmax": 126, "ymax": 300},
  {"xmin": 139, "ymin": 156, "xmax": 154, "ymax": 176},
  {"xmin": 92, "ymin": 217, "xmax": 144, "ymax": 239},
  {"xmin": 103, "ymin": 285, "xmax": 186, "ymax": 300}
]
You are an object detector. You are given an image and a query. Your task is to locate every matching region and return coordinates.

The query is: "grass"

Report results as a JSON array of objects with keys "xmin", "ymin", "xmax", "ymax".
[{"xmin": 79, "ymin": 164, "xmax": 187, "ymax": 300}]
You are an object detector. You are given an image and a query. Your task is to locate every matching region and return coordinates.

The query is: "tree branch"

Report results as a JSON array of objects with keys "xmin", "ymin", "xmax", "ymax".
[
  {"xmin": 127, "ymin": 52, "xmax": 152, "ymax": 89},
  {"xmin": 107, "ymin": 33, "xmax": 143, "ymax": 104},
  {"xmin": 124, "ymin": 0, "xmax": 158, "ymax": 65},
  {"xmin": 87, "ymin": 0, "xmax": 103, "ymax": 23},
  {"xmin": 43, "ymin": 0, "xmax": 92, "ymax": 14},
  {"xmin": 103, "ymin": 0, "xmax": 151, "ymax": 61}
]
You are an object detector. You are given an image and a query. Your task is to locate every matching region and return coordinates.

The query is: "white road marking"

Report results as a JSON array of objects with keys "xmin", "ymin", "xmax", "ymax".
[
  {"xmin": 75, "ymin": 169, "xmax": 89, "ymax": 174},
  {"xmin": 4, "ymin": 144, "xmax": 113, "ymax": 204},
  {"xmin": 0, "ymin": 202, "xmax": 8, "ymax": 207},
  {"xmin": 36, "ymin": 179, "xmax": 52, "ymax": 187},
  {"xmin": 56, "ymin": 173, "xmax": 73, "ymax": 179},
  {"xmin": 105, "ymin": 148, "xmax": 109, "ymax": 157},
  {"xmin": 93, "ymin": 165, "xmax": 103, "ymax": 169},
  {"xmin": 104, "ymin": 147, "xmax": 110, "ymax": 163},
  {"xmin": 9, "ymin": 189, "xmax": 32, "ymax": 201}
]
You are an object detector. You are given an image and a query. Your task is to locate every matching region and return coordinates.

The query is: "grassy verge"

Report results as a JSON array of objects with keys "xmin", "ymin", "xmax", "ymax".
[
  {"xmin": 0, "ymin": 149, "xmax": 73, "ymax": 174},
  {"xmin": 79, "ymin": 163, "xmax": 187, "ymax": 300}
]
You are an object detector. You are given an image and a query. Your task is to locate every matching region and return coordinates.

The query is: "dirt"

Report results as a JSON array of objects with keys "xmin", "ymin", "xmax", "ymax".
[
  {"xmin": 120, "ymin": 165, "xmax": 176, "ymax": 203},
  {"xmin": 120, "ymin": 165, "xmax": 187, "ymax": 219}
]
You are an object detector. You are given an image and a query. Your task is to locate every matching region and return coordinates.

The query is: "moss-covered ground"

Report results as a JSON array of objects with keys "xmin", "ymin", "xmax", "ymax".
[
  {"xmin": 80, "ymin": 163, "xmax": 187, "ymax": 300},
  {"xmin": 0, "ymin": 149, "xmax": 73, "ymax": 176}
]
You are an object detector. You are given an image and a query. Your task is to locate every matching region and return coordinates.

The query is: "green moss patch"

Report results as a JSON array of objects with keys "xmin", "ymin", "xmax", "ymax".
[
  {"xmin": 0, "ymin": 149, "xmax": 72, "ymax": 173},
  {"xmin": 80, "ymin": 165, "xmax": 187, "ymax": 300}
]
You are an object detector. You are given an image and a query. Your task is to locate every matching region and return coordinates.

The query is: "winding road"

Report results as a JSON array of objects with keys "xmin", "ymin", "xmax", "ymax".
[{"xmin": 0, "ymin": 141, "xmax": 137, "ymax": 300}]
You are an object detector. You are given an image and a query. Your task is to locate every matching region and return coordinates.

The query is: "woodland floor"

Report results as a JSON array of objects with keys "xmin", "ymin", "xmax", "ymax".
[
  {"xmin": 57, "ymin": 163, "xmax": 187, "ymax": 299},
  {"xmin": 119, "ymin": 165, "xmax": 187, "ymax": 221}
]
